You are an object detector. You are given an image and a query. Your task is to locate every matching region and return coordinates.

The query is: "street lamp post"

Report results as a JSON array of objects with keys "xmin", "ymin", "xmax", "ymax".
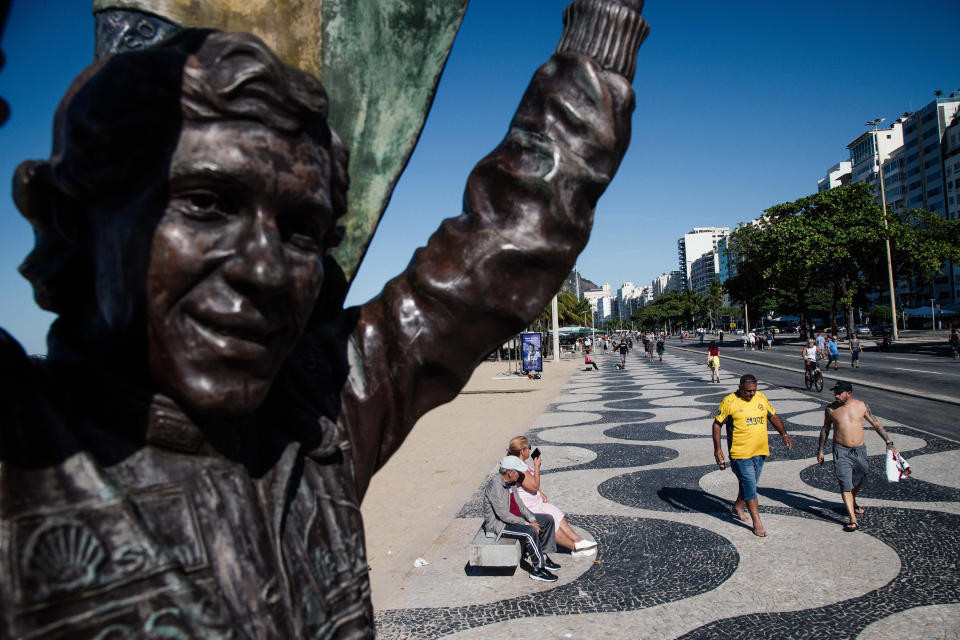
[{"xmin": 867, "ymin": 118, "xmax": 899, "ymax": 342}]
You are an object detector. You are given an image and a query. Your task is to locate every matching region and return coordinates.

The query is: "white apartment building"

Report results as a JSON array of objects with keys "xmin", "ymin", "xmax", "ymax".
[
  {"xmin": 652, "ymin": 271, "xmax": 682, "ymax": 299},
  {"xmin": 677, "ymin": 228, "xmax": 728, "ymax": 290},
  {"xmin": 945, "ymin": 116, "xmax": 960, "ymax": 220},
  {"xmin": 846, "ymin": 119, "xmax": 903, "ymax": 196},
  {"xmin": 881, "ymin": 146, "xmax": 907, "ymax": 211},
  {"xmin": 618, "ymin": 282, "xmax": 644, "ymax": 316},
  {"xmin": 594, "ymin": 296, "xmax": 615, "ymax": 324},
  {"xmin": 638, "ymin": 285, "xmax": 654, "ymax": 307},
  {"xmin": 689, "ymin": 250, "xmax": 720, "ymax": 297},
  {"xmin": 817, "ymin": 160, "xmax": 852, "ymax": 192},
  {"xmin": 898, "ymin": 94, "xmax": 960, "ymax": 304}
]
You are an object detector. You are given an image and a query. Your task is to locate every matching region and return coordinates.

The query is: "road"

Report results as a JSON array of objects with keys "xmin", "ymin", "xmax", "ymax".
[{"xmin": 667, "ymin": 335, "xmax": 960, "ymax": 443}]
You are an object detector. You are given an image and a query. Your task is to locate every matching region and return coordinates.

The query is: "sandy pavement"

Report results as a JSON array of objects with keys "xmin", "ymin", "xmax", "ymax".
[{"xmin": 360, "ymin": 355, "xmax": 583, "ymax": 610}]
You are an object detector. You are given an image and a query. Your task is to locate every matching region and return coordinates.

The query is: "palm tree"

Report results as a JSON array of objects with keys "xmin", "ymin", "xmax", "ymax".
[{"xmin": 706, "ymin": 281, "xmax": 724, "ymax": 330}]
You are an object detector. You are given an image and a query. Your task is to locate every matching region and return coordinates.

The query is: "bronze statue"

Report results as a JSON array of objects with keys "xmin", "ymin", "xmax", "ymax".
[{"xmin": 0, "ymin": 1, "xmax": 649, "ymax": 637}]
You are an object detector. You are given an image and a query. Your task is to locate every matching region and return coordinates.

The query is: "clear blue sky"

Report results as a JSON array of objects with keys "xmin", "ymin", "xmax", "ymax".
[{"xmin": 2, "ymin": 1, "xmax": 958, "ymax": 354}]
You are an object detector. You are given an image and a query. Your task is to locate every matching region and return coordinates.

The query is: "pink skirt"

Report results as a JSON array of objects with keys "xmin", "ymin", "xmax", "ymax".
[{"xmin": 519, "ymin": 488, "xmax": 565, "ymax": 526}]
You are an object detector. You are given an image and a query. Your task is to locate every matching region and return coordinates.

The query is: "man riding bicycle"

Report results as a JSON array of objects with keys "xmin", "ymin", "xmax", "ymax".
[{"xmin": 803, "ymin": 338, "xmax": 825, "ymax": 377}]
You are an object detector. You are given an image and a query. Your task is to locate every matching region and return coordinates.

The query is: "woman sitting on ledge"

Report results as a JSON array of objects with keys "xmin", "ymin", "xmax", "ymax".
[{"xmin": 507, "ymin": 436, "xmax": 597, "ymax": 556}]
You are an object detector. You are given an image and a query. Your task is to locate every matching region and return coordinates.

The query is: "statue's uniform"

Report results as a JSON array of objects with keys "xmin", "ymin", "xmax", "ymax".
[{"xmin": 0, "ymin": 2, "xmax": 645, "ymax": 637}]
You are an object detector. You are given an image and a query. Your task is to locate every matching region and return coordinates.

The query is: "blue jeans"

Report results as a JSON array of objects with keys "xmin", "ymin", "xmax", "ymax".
[{"xmin": 730, "ymin": 455, "xmax": 766, "ymax": 501}]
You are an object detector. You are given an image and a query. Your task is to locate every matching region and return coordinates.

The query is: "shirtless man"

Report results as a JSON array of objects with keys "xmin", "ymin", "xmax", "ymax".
[{"xmin": 817, "ymin": 381, "xmax": 899, "ymax": 531}]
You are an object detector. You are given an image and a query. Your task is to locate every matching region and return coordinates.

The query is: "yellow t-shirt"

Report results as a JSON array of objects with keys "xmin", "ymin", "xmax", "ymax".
[{"xmin": 714, "ymin": 391, "xmax": 776, "ymax": 459}]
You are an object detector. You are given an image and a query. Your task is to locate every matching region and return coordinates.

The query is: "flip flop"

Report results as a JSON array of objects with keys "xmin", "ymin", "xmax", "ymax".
[
  {"xmin": 843, "ymin": 522, "xmax": 859, "ymax": 532},
  {"xmin": 854, "ymin": 506, "xmax": 865, "ymax": 515},
  {"xmin": 752, "ymin": 528, "xmax": 767, "ymax": 537}
]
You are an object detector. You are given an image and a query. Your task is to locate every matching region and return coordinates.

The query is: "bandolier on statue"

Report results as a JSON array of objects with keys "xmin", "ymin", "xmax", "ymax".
[{"xmin": 0, "ymin": 1, "xmax": 649, "ymax": 637}]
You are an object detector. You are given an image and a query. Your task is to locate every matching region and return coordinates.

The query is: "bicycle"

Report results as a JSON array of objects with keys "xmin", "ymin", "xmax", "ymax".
[{"xmin": 804, "ymin": 361, "xmax": 823, "ymax": 392}]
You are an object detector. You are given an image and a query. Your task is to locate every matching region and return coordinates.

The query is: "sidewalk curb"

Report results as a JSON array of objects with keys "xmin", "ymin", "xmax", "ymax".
[{"xmin": 670, "ymin": 344, "xmax": 960, "ymax": 407}]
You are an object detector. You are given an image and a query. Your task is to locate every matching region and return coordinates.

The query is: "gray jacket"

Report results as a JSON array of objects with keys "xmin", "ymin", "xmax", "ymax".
[{"xmin": 483, "ymin": 475, "xmax": 537, "ymax": 538}]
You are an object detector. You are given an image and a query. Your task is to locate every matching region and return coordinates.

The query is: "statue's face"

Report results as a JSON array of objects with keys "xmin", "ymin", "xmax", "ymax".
[{"xmin": 142, "ymin": 120, "xmax": 333, "ymax": 415}]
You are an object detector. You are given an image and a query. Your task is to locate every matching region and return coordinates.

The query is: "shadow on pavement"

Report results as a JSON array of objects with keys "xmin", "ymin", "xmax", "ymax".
[{"xmin": 756, "ymin": 487, "xmax": 844, "ymax": 524}]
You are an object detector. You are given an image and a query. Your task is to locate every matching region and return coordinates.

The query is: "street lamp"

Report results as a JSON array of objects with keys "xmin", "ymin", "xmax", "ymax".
[{"xmin": 867, "ymin": 118, "xmax": 899, "ymax": 341}]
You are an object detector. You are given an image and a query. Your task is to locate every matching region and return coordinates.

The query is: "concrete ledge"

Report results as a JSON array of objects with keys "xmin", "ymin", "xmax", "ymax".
[{"xmin": 469, "ymin": 528, "xmax": 521, "ymax": 568}]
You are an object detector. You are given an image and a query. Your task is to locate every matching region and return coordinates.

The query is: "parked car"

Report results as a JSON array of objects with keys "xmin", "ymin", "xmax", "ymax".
[{"xmin": 855, "ymin": 325, "xmax": 873, "ymax": 336}]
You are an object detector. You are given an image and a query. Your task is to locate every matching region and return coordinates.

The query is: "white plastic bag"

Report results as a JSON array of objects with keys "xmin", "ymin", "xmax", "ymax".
[{"xmin": 885, "ymin": 450, "xmax": 911, "ymax": 482}]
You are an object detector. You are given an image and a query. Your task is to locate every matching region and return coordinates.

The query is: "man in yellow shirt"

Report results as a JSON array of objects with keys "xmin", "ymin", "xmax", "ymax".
[{"xmin": 712, "ymin": 374, "xmax": 793, "ymax": 537}]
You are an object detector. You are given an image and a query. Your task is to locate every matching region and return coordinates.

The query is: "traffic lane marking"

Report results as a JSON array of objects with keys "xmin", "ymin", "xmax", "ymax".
[{"xmin": 894, "ymin": 367, "xmax": 943, "ymax": 375}]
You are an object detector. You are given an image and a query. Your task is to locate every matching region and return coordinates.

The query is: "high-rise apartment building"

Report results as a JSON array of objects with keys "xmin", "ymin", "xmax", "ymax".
[
  {"xmin": 944, "ymin": 116, "xmax": 960, "ymax": 221},
  {"xmin": 817, "ymin": 160, "xmax": 852, "ymax": 192},
  {"xmin": 881, "ymin": 147, "xmax": 907, "ymax": 211},
  {"xmin": 847, "ymin": 120, "xmax": 903, "ymax": 196},
  {"xmin": 690, "ymin": 250, "xmax": 720, "ymax": 296},
  {"xmin": 899, "ymin": 94, "xmax": 960, "ymax": 303},
  {"xmin": 900, "ymin": 96, "xmax": 959, "ymax": 217},
  {"xmin": 677, "ymin": 228, "xmax": 728, "ymax": 290},
  {"xmin": 651, "ymin": 271, "xmax": 682, "ymax": 299}
]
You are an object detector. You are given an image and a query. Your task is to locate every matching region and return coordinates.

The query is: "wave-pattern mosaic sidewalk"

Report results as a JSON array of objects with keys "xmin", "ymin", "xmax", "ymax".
[{"xmin": 375, "ymin": 352, "xmax": 960, "ymax": 640}]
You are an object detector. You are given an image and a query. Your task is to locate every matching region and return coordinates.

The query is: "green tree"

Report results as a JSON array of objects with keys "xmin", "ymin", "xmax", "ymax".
[
  {"xmin": 632, "ymin": 290, "xmax": 686, "ymax": 332},
  {"xmin": 726, "ymin": 183, "xmax": 960, "ymax": 336},
  {"xmin": 706, "ymin": 281, "xmax": 724, "ymax": 329},
  {"xmin": 533, "ymin": 291, "xmax": 595, "ymax": 331}
]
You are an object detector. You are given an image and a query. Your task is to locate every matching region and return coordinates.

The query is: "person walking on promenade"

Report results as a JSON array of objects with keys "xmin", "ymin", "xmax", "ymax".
[
  {"xmin": 616, "ymin": 340, "xmax": 628, "ymax": 368},
  {"xmin": 949, "ymin": 328, "xmax": 959, "ymax": 360},
  {"xmin": 707, "ymin": 340, "xmax": 720, "ymax": 383},
  {"xmin": 712, "ymin": 374, "xmax": 794, "ymax": 537},
  {"xmin": 656, "ymin": 336, "xmax": 665, "ymax": 362},
  {"xmin": 849, "ymin": 333, "xmax": 863, "ymax": 368},
  {"xmin": 827, "ymin": 335, "xmax": 840, "ymax": 370},
  {"xmin": 817, "ymin": 381, "xmax": 899, "ymax": 532}
]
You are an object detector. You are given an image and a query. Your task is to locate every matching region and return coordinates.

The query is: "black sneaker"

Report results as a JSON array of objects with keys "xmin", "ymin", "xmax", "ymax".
[
  {"xmin": 543, "ymin": 557, "xmax": 561, "ymax": 571},
  {"xmin": 529, "ymin": 567, "xmax": 558, "ymax": 582}
]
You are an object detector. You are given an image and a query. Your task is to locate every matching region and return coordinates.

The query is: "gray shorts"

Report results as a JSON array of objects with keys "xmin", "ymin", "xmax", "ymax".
[{"xmin": 833, "ymin": 443, "xmax": 869, "ymax": 492}]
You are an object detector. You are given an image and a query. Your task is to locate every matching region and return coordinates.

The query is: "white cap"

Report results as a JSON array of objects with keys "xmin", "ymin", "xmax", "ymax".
[{"xmin": 499, "ymin": 455, "xmax": 528, "ymax": 473}]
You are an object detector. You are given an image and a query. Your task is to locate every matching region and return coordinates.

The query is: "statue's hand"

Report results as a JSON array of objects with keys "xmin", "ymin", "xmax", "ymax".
[{"xmin": 613, "ymin": 0, "xmax": 645, "ymax": 12}]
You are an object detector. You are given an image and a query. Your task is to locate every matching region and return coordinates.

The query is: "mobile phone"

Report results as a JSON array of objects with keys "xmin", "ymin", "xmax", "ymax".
[{"xmin": 531, "ymin": 448, "xmax": 541, "ymax": 459}]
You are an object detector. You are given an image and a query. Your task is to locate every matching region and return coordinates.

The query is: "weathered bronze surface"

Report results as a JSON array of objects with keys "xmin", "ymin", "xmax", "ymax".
[
  {"xmin": 93, "ymin": 0, "xmax": 469, "ymax": 287},
  {"xmin": 1, "ymin": 1, "xmax": 648, "ymax": 637},
  {"xmin": 0, "ymin": 2, "xmax": 10, "ymax": 126}
]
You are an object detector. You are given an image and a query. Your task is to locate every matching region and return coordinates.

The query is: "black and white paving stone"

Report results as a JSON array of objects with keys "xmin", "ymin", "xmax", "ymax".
[{"xmin": 376, "ymin": 350, "xmax": 960, "ymax": 639}]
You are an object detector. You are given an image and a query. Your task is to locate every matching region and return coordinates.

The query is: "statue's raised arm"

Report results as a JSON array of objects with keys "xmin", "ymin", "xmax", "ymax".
[{"xmin": 344, "ymin": 0, "xmax": 650, "ymax": 496}]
